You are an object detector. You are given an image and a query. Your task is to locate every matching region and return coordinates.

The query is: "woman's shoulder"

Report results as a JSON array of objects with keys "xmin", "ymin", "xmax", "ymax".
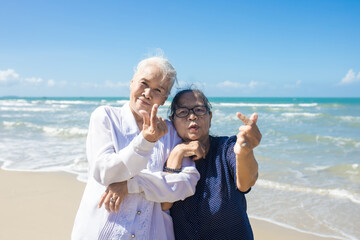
[
  {"xmin": 211, "ymin": 135, "xmax": 237, "ymax": 148},
  {"xmin": 163, "ymin": 120, "xmax": 181, "ymax": 142}
]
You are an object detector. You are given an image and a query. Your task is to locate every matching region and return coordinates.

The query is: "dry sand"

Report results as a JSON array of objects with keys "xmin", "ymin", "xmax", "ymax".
[{"xmin": 0, "ymin": 169, "xmax": 339, "ymax": 240}]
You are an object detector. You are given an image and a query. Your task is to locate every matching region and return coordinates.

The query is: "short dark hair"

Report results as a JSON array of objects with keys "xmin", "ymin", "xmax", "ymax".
[{"xmin": 169, "ymin": 88, "xmax": 212, "ymax": 119}]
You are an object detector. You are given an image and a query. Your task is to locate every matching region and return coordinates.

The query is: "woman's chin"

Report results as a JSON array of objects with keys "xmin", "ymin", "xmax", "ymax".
[{"xmin": 185, "ymin": 134, "xmax": 201, "ymax": 141}]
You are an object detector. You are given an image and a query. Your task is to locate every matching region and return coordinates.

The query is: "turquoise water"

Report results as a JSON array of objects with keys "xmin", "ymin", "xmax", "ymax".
[{"xmin": 1, "ymin": 97, "xmax": 359, "ymax": 239}]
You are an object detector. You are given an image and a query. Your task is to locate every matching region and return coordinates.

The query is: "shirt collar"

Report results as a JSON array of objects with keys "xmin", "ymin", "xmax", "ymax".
[{"xmin": 122, "ymin": 102, "xmax": 140, "ymax": 135}]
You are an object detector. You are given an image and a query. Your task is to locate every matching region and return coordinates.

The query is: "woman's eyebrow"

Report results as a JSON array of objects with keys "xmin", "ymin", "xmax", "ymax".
[{"xmin": 141, "ymin": 78, "xmax": 165, "ymax": 90}]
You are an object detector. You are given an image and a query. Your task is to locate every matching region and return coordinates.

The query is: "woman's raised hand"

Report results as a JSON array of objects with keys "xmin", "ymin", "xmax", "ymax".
[
  {"xmin": 140, "ymin": 104, "xmax": 168, "ymax": 142},
  {"xmin": 181, "ymin": 141, "xmax": 207, "ymax": 160},
  {"xmin": 234, "ymin": 112, "xmax": 262, "ymax": 155}
]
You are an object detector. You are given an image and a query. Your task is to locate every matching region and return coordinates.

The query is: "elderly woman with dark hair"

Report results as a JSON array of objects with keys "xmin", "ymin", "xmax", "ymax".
[{"xmin": 164, "ymin": 88, "xmax": 261, "ymax": 240}]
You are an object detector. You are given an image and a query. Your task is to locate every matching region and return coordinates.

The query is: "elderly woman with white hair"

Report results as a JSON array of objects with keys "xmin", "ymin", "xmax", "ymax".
[{"xmin": 71, "ymin": 56, "xmax": 200, "ymax": 240}]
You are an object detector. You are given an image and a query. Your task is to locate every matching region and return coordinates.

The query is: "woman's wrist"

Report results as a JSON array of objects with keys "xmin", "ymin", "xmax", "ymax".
[
  {"xmin": 163, "ymin": 166, "xmax": 182, "ymax": 173},
  {"xmin": 165, "ymin": 144, "xmax": 185, "ymax": 169}
]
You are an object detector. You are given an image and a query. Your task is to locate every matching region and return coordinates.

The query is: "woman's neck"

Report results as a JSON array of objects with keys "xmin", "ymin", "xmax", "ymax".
[
  {"xmin": 129, "ymin": 106, "xmax": 144, "ymax": 131},
  {"xmin": 201, "ymin": 135, "xmax": 211, "ymax": 155}
]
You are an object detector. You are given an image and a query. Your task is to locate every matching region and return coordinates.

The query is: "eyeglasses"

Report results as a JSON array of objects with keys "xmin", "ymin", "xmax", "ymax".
[{"xmin": 174, "ymin": 105, "xmax": 209, "ymax": 118}]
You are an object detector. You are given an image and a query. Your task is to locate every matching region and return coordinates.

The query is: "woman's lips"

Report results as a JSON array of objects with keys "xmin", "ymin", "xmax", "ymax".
[
  {"xmin": 138, "ymin": 98, "xmax": 150, "ymax": 106},
  {"xmin": 188, "ymin": 123, "xmax": 199, "ymax": 131}
]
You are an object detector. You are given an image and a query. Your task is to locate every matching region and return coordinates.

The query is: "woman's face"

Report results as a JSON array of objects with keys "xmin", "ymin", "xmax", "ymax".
[
  {"xmin": 129, "ymin": 64, "xmax": 170, "ymax": 119},
  {"xmin": 172, "ymin": 91, "xmax": 212, "ymax": 143}
]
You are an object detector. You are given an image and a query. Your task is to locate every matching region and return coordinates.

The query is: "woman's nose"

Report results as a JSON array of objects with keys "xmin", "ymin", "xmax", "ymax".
[
  {"xmin": 142, "ymin": 88, "xmax": 152, "ymax": 99},
  {"xmin": 187, "ymin": 110, "xmax": 198, "ymax": 120}
]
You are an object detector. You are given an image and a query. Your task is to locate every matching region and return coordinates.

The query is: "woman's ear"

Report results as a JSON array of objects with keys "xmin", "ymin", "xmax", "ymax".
[
  {"xmin": 129, "ymin": 78, "xmax": 134, "ymax": 90},
  {"xmin": 209, "ymin": 112, "xmax": 213, "ymax": 128}
]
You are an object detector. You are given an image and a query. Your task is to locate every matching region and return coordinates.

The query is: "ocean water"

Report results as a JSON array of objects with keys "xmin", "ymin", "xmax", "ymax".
[{"xmin": 1, "ymin": 97, "xmax": 359, "ymax": 239}]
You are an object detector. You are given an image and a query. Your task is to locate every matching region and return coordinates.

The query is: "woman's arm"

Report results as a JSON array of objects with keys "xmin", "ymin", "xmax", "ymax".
[
  {"xmin": 165, "ymin": 141, "xmax": 206, "ymax": 169},
  {"xmin": 234, "ymin": 112, "xmax": 261, "ymax": 192},
  {"xmin": 88, "ymin": 105, "xmax": 167, "ymax": 186},
  {"xmin": 99, "ymin": 158, "xmax": 200, "ymax": 212},
  {"xmin": 98, "ymin": 125, "xmax": 202, "ymax": 212},
  {"xmin": 126, "ymin": 141, "xmax": 204, "ymax": 202}
]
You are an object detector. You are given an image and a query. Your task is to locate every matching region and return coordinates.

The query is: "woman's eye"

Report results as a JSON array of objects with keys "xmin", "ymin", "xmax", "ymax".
[
  {"xmin": 177, "ymin": 109, "xmax": 188, "ymax": 115},
  {"xmin": 195, "ymin": 107, "xmax": 206, "ymax": 114}
]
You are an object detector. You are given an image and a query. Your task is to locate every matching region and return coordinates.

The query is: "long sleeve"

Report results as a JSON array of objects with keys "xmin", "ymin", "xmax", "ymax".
[
  {"xmin": 87, "ymin": 106, "xmax": 155, "ymax": 186},
  {"xmin": 127, "ymin": 157, "xmax": 200, "ymax": 202}
]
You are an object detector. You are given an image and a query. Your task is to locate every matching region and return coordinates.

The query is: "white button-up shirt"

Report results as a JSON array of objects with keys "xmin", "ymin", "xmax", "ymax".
[{"xmin": 72, "ymin": 103, "xmax": 200, "ymax": 240}]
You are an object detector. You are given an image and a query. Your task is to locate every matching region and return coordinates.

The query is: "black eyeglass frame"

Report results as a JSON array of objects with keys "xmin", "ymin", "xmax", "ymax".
[{"xmin": 174, "ymin": 105, "xmax": 209, "ymax": 118}]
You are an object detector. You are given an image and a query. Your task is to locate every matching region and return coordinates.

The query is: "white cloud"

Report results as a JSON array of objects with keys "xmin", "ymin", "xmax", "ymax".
[
  {"xmin": 284, "ymin": 80, "xmax": 302, "ymax": 89},
  {"xmin": 104, "ymin": 80, "xmax": 130, "ymax": 88},
  {"xmin": 0, "ymin": 69, "xmax": 20, "ymax": 85},
  {"xmin": 217, "ymin": 80, "xmax": 260, "ymax": 89},
  {"xmin": 24, "ymin": 77, "xmax": 43, "ymax": 84},
  {"xmin": 0, "ymin": 69, "xmax": 45, "ymax": 86},
  {"xmin": 47, "ymin": 79, "xmax": 56, "ymax": 87},
  {"xmin": 248, "ymin": 81, "xmax": 259, "ymax": 88},
  {"xmin": 217, "ymin": 81, "xmax": 245, "ymax": 88},
  {"xmin": 339, "ymin": 69, "xmax": 360, "ymax": 85}
]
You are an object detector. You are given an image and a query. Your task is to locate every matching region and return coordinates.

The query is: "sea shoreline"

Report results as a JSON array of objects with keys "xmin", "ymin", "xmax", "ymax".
[{"xmin": 0, "ymin": 169, "xmax": 340, "ymax": 240}]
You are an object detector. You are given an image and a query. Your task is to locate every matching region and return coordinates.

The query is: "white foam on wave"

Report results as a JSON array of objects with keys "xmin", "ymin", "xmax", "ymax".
[
  {"xmin": 44, "ymin": 100, "xmax": 99, "ymax": 105},
  {"xmin": 43, "ymin": 126, "xmax": 88, "ymax": 137},
  {"xmin": 298, "ymin": 103, "xmax": 318, "ymax": 107},
  {"xmin": 0, "ymin": 100, "xmax": 33, "ymax": 107},
  {"xmin": 248, "ymin": 215, "xmax": 347, "ymax": 240},
  {"xmin": 281, "ymin": 112, "xmax": 321, "ymax": 118},
  {"xmin": 316, "ymin": 135, "xmax": 358, "ymax": 147},
  {"xmin": 338, "ymin": 115, "xmax": 360, "ymax": 121},
  {"xmin": 0, "ymin": 106, "xmax": 58, "ymax": 112},
  {"xmin": 51, "ymin": 104, "xmax": 70, "ymax": 108},
  {"xmin": 214, "ymin": 103, "xmax": 295, "ymax": 108},
  {"xmin": 305, "ymin": 165, "xmax": 331, "ymax": 171},
  {"xmin": 2, "ymin": 121, "xmax": 88, "ymax": 137},
  {"xmin": 256, "ymin": 179, "xmax": 360, "ymax": 204},
  {"xmin": 2, "ymin": 121, "xmax": 36, "ymax": 128},
  {"xmin": 115, "ymin": 100, "xmax": 130, "ymax": 105}
]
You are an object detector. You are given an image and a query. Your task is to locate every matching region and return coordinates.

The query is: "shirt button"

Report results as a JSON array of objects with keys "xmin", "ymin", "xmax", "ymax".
[
  {"xmin": 137, "ymin": 211, "xmax": 141, "ymax": 215},
  {"xmin": 131, "ymin": 234, "xmax": 135, "ymax": 238}
]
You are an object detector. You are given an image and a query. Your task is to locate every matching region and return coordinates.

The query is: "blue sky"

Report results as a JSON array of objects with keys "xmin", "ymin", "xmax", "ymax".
[{"xmin": 1, "ymin": 0, "xmax": 359, "ymax": 97}]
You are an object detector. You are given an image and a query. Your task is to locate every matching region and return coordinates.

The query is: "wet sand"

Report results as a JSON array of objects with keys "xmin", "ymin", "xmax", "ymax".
[{"xmin": 0, "ymin": 169, "xmax": 339, "ymax": 240}]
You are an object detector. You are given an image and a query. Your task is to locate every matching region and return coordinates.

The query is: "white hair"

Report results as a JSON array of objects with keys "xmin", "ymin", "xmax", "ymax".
[{"xmin": 134, "ymin": 56, "xmax": 177, "ymax": 95}]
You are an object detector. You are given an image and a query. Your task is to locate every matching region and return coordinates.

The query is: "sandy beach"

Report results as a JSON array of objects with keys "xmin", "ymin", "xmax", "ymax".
[{"xmin": 0, "ymin": 169, "xmax": 340, "ymax": 240}]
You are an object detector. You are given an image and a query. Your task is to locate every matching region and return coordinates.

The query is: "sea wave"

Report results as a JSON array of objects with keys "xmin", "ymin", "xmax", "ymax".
[
  {"xmin": 0, "ymin": 99, "xmax": 33, "ymax": 107},
  {"xmin": 281, "ymin": 112, "xmax": 322, "ymax": 118},
  {"xmin": 44, "ymin": 100, "xmax": 100, "ymax": 105},
  {"xmin": 289, "ymin": 134, "xmax": 359, "ymax": 146},
  {"xmin": 316, "ymin": 135, "xmax": 359, "ymax": 147},
  {"xmin": 2, "ymin": 121, "xmax": 88, "ymax": 137},
  {"xmin": 116, "ymin": 100, "xmax": 130, "ymax": 105},
  {"xmin": 338, "ymin": 115, "xmax": 360, "ymax": 121},
  {"xmin": 248, "ymin": 215, "xmax": 347, "ymax": 240},
  {"xmin": 43, "ymin": 126, "xmax": 88, "ymax": 137},
  {"xmin": 214, "ymin": 103, "xmax": 295, "ymax": 108},
  {"xmin": 256, "ymin": 179, "xmax": 360, "ymax": 204},
  {"xmin": 298, "ymin": 103, "xmax": 318, "ymax": 107},
  {"xmin": 51, "ymin": 104, "xmax": 70, "ymax": 108},
  {"xmin": 0, "ymin": 106, "xmax": 58, "ymax": 112},
  {"xmin": 324, "ymin": 163, "xmax": 360, "ymax": 178}
]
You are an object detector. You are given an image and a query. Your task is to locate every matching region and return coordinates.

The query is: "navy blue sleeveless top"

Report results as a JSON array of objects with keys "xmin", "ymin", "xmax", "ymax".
[{"xmin": 170, "ymin": 136, "xmax": 254, "ymax": 240}]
